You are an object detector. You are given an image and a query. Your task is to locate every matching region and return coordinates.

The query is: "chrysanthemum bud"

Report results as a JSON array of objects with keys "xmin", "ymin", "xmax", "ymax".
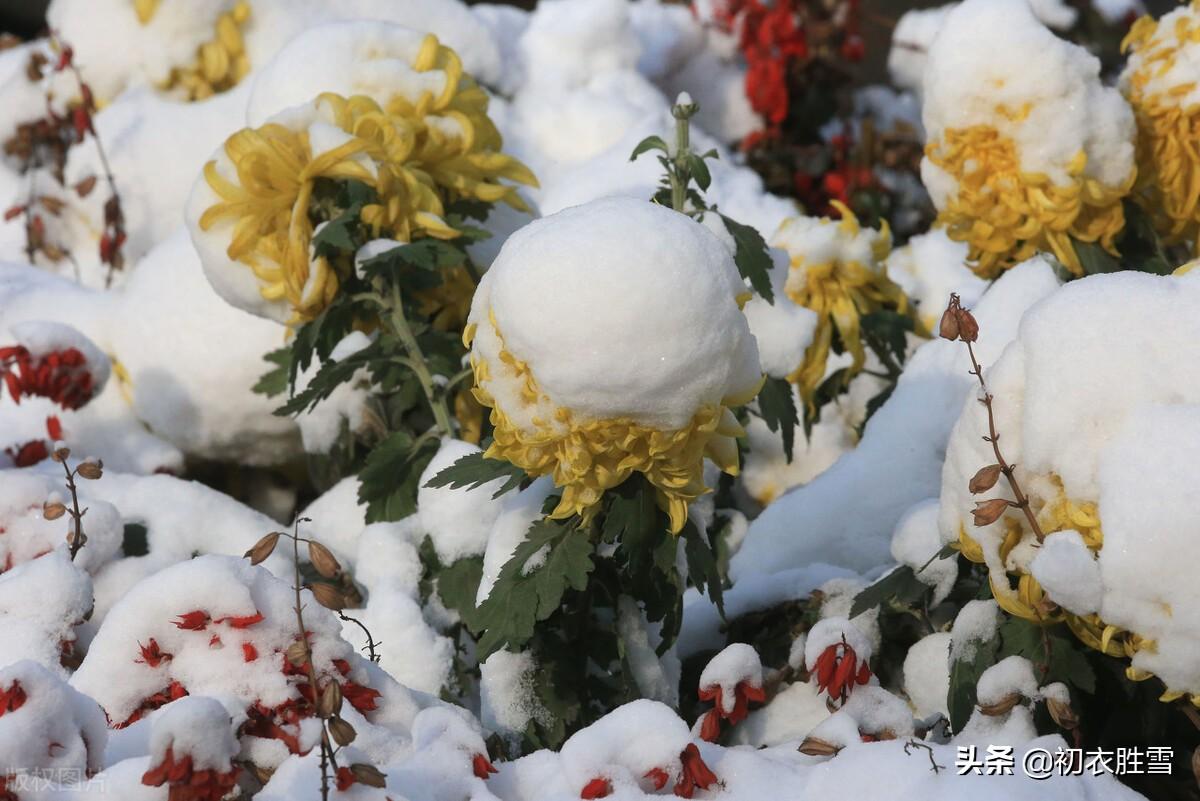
[
  {"xmin": 42, "ymin": 501, "xmax": 66, "ymax": 520},
  {"xmin": 307, "ymin": 540, "xmax": 341, "ymax": 579},
  {"xmin": 969, "ymin": 464, "xmax": 1003, "ymax": 494},
  {"xmin": 328, "ymin": 716, "xmax": 357, "ymax": 747},
  {"xmin": 798, "ymin": 736, "xmax": 842, "ymax": 757},
  {"xmin": 244, "ymin": 532, "xmax": 281, "ymax": 565},
  {"xmin": 938, "ymin": 306, "xmax": 961, "ymax": 341},
  {"xmin": 350, "ymin": 763, "xmax": 387, "ymax": 788},
  {"xmin": 75, "ymin": 459, "xmax": 103, "ymax": 479},
  {"xmin": 972, "ymin": 498, "xmax": 1011, "ymax": 527},
  {"xmin": 309, "ymin": 582, "xmax": 347, "ymax": 611},
  {"xmin": 978, "ymin": 692, "xmax": 1021, "ymax": 716},
  {"xmin": 1046, "ymin": 697, "xmax": 1078, "ymax": 730},
  {"xmin": 317, "ymin": 681, "xmax": 343, "ymax": 718}
]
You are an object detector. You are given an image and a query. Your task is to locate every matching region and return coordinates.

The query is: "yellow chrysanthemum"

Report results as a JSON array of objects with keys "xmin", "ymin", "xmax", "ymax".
[
  {"xmin": 193, "ymin": 34, "xmax": 536, "ymax": 326},
  {"xmin": 954, "ymin": 481, "xmax": 1192, "ymax": 705},
  {"xmin": 926, "ymin": 130, "xmax": 1134, "ymax": 278},
  {"xmin": 465, "ymin": 314, "xmax": 755, "ymax": 533},
  {"xmin": 135, "ymin": 0, "xmax": 252, "ymax": 100},
  {"xmin": 1121, "ymin": 2, "xmax": 1200, "ymax": 246},
  {"xmin": 772, "ymin": 202, "xmax": 914, "ymax": 410}
]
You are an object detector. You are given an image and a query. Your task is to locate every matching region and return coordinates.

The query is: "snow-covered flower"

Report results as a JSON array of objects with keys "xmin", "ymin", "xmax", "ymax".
[
  {"xmin": 1120, "ymin": 2, "xmax": 1200, "ymax": 245},
  {"xmin": 134, "ymin": 0, "xmax": 252, "ymax": 99},
  {"xmin": 770, "ymin": 202, "xmax": 909, "ymax": 410},
  {"xmin": 186, "ymin": 32, "xmax": 536, "ymax": 325},
  {"xmin": 805, "ymin": 618, "xmax": 873, "ymax": 704},
  {"xmin": 921, "ymin": 0, "xmax": 1136, "ymax": 278},
  {"xmin": 695, "ymin": 643, "xmax": 765, "ymax": 741},
  {"xmin": 140, "ymin": 697, "xmax": 241, "ymax": 800},
  {"xmin": 465, "ymin": 197, "xmax": 762, "ymax": 533}
]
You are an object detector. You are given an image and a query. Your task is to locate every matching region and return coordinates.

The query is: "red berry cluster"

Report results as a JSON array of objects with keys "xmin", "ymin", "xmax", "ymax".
[{"xmin": 1, "ymin": 345, "xmax": 96, "ymax": 410}]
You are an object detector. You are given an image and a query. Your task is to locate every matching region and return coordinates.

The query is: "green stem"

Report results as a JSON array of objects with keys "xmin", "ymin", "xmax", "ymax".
[
  {"xmin": 670, "ymin": 113, "xmax": 691, "ymax": 214},
  {"xmin": 386, "ymin": 284, "xmax": 454, "ymax": 438}
]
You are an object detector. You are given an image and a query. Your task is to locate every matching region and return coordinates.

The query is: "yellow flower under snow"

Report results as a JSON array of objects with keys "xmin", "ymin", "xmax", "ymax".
[
  {"xmin": 134, "ymin": 0, "xmax": 252, "ymax": 100},
  {"xmin": 464, "ymin": 197, "xmax": 763, "ymax": 533},
  {"xmin": 188, "ymin": 34, "xmax": 536, "ymax": 326},
  {"xmin": 919, "ymin": 0, "xmax": 1136, "ymax": 278},
  {"xmin": 771, "ymin": 202, "xmax": 914, "ymax": 411},
  {"xmin": 1121, "ymin": 2, "xmax": 1200, "ymax": 247}
]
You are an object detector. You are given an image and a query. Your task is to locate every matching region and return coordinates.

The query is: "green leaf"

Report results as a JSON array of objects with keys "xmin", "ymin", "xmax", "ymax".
[
  {"xmin": 437, "ymin": 555, "xmax": 484, "ymax": 628},
  {"xmin": 719, "ymin": 213, "xmax": 774, "ymax": 303},
  {"xmin": 358, "ymin": 239, "xmax": 465, "ymax": 281},
  {"xmin": 357, "ymin": 431, "xmax": 438, "ymax": 522},
  {"xmin": 948, "ymin": 625, "xmax": 1000, "ymax": 732},
  {"xmin": 423, "ymin": 451, "xmax": 527, "ymax": 499},
  {"xmin": 473, "ymin": 518, "xmax": 595, "ymax": 658},
  {"xmin": 756, "ymin": 376, "xmax": 798, "ymax": 461},
  {"xmin": 860, "ymin": 310, "xmax": 913, "ymax": 364},
  {"xmin": 274, "ymin": 340, "xmax": 383, "ymax": 417},
  {"xmin": 683, "ymin": 520, "xmax": 724, "ymax": 617},
  {"xmin": 687, "ymin": 153, "xmax": 712, "ymax": 192},
  {"xmin": 629, "ymin": 135, "xmax": 668, "ymax": 161},
  {"xmin": 1076, "ymin": 240, "xmax": 1122, "ymax": 276},
  {"xmin": 253, "ymin": 347, "xmax": 292, "ymax": 398},
  {"xmin": 849, "ymin": 565, "xmax": 930, "ymax": 619},
  {"xmin": 998, "ymin": 617, "xmax": 1096, "ymax": 694},
  {"xmin": 311, "ymin": 201, "xmax": 364, "ymax": 257}
]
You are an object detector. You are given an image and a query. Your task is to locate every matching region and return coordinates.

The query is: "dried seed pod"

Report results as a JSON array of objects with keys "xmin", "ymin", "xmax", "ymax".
[
  {"xmin": 798, "ymin": 736, "xmax": 841, "ymax": 757},
  {"xmin": 51, "ymin": 445, "xmax": 70, "ymax": 462},
  {"xmin": 938, "ymin": 306, "xmax": 960, "ymax": 341},
  {"xmin": 956, "ymin": 309, "xmax": 979, "ymax": 343},
  {"xmin": 75, "ymin": 459, "xmax": 103, "ymax": 480},
  {"xmin": 244, "ymin": 532, "xmax": 282, "ymax": 565},
  {"xmin": 66, "ymin": 530, "xmax": 87, "ymax": 548},
  {"xmin": 42, "ymin": 501, "xmax": 66, "ymax": 520},
  {"xmin": 307, "ymin": 540, "xmax": 341, "ymax": 579},
  {"xmin": 968, "ymin": 464, "xmax": 1003, "ymax": 494},
  {"xmin": 328, "ymin": 716, "xmax": 357, "ymax": 747},
  {"xmin": 972, "ymin": 498, "xmax": 1011, "ymax": 527},
  {"xmin": 309, "ymin": 582, "xmax": 347, "ymax": 611},
  {"xmin": 285, "ymin": 639, "xmax": 309, "ymax": 667},
  {"xmin": 350, "ymin": 763, "xmax": 387, "ymax": 788},
  {"xmin": 74, "ymin": 175, "xmax": 97, "ymax": 197},
  {"xmin": 317, "ymin": 681, "xmax": 343, "ymax": 718},
  {"xmin": 1046, "ymin": 697, "xmax": 1079, "ymax": 731},
  {"xmin": 978, "ymin": 693, "xmax": 1021, "ymax": 716}
]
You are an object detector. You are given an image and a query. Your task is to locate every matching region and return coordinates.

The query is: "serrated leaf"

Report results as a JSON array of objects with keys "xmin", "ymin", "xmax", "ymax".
[
  {"xmin": 358, "ymin": 239, "xmax": 465, "ymax": 281},
  {"xmin": 630, "ymin": 135, "xmax": 668, "ymax": 161},
  {"xmin": 357, "ymin": 431, "xmax": 438, "ymax": 523},
  {"xmin": 423, "ymin": 451, "xmax": 527, "ymax": 498},
  {"xmin": 849, "ymin": 565, "xmax": 929, "ymax": 619},
  {"xmin": 719, "ymin": 213, "xmax": 774, "ymax": 303},
  {"xmin": 756, "ymin": 376, "xmax": 798, "ymax": 461},
  {"xmin": 311, "ymin": 202, "xmax": 364, "ymax": 257},
  {"xmin": 683, "ymin": 520, "xmax": 724, "ymax": 617},
  {"xmin": 253, "ymin": 347, "xmax": 292, "ymax": 398},
  {"xmin": 860, "ymin": 310, "xmax": 913, "ymax": 363},
  {"xmin": 275, "ymin": 340, "xmax": 383, "ymax": 417},
  {"xmin": 473, "ymin": 518, "xmax": 595, "ymax": 658}
]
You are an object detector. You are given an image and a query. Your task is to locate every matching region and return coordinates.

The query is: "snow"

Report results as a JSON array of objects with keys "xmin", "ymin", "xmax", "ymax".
[
  {"xmin": 733, "ymin": 257, "xmax": 1060, "ymax": 579},
  {"xmin": 699, "ymin": 643, "xmax": 762, "ymax": 714},
  {"xmin": 147, "ymin": 695, "xmax": 239, "ymax": 772},
  {"xmin": 976, "ymin": 655, "xmax": 1039, "ymax": 706},
  {"xmin": 0, "ymin": 551, "xmax": 93, "ymax": 675},
  {"xmin": 886, "ymin": 230, "xmax": 987, "ymax": 332},
  {"xmin": 418, "ymin": 439, "xmax": 509, "ymax": 564},
  {"xmin": 890, "ymin": 499, "xmax": 958, "ymax": 605},
  {"xmin": 471, "ymin": 196, "xmax": 761, "ymax": 432},
  {"xmin": 741, "ymin": 249, "xmax": 818, "ymax": 379},
  {"xmin": 921, "ymin": 0, "xmax": 1134, "ymax": 195},
  {"xmin": 480, "ymin": 649, "xmax": 547, "ymax": 738},
  {"xmin": 558, "ymin": 699, "xmax": 691, "ymax": 795},
  {"xmin": 0, "ymin": 660, "xmax": 108, "ymax": 780},
  {"xmin": 903, "ymin": 632, "xmax": 952, "ymax": 720},
  {"xmin": 950, "ymin": 600, "xmax": 1001, "ymax": 662},
  {"xmin": 1029, "ymin": 530, "xmax": 1101, "ymax": 615}
]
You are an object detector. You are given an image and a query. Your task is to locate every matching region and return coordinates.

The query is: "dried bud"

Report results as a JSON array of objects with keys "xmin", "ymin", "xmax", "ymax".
[
  {"xmin": 38, "ymin": 195, "xmax": 65, "ymax": 216},
  {"xmin": 244, "ymin": 532, "xmax": 282, "ymax": 565},
  {"xmin": 51, "ymin": 445, "xmax": 70, "ymax": 462},
  {"xmin": 42, "ymin": 501, "xmax": 66, "ymax": 520},
  {"xmin": 308, "ymin": 540, "xmax": 341, "ymax": 579},
  {"xmin": 938, "ymin": 306, "xmax": 960, "ymax": 341},
  {"xmin": 350, "ymin": 763, "xmax": 387, "ymax": 789},
  {"xmin": 978, "ymin": 693, "xmax": 1021, "ymax": 717},
  {"xmin": 328, "ymin": 716, "xmax": 357, "ymax": 747},
  {"xmin": 309, "ymin": 582, "xmax": 347, "ymax": 611},
  {"xmin": 1046, "ymin": 697, "xmax": 1079, "ymax": 731},
  {"xmin": 66, "ymin": 530, "xmax": 87, "ymax": 548},
  {"xmin": 957, "ymin": 309, "xmax": 979, "ymax": 343},
  {"xmin": 75, "ymin": 459, "xmax": 103, "ymax": 480},
  {"xmin": 317, "ymin": 681, "xmax": 343, "ymax": 718},
  {"xmin": 74, "ymin": 175, "xmax": 97, "ymax": 198},
  {"xmin": 285, "ymin": 639, "xmax": 309, "ymax": 667},
  {"xmin": 969, "ymin": 464, "xmax": 1002, "ymax": 495},
  {"xmin": 972, "ymin": 498, "xmax": 1011, "ymax": 527},
  {"xmin": 798, "ymin": 736, "xmax": 842, "ymax": 757}
]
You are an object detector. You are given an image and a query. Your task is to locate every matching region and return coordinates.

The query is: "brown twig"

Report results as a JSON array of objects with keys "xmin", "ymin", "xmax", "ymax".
[
  {"xmin": 903, "ymin": 738, "xmax": 945, "ymax": 773},
  {"xmin": 56, "ymin": 451, "xmax": 88, "ymax": 560}
]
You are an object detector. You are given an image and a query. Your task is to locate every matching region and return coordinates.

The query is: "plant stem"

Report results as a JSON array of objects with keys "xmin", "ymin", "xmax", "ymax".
[
  {"xmin": 671, "ymin": 111, "xmax": 691, "ymax": 214},
  {"xmin": 963, "ymin": 339, "xmax": 1046, "ymax": 543},
  {"xmin": 289, "ymin": 517, "xmax": 333, "ymax": 801},
  {"xmin": 62, "ymin": 460, "xmax": 86, "ymax": 560},
  {"xmin": 386, "ymin": 284, "xmax": 454, "ymax": 438}
]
